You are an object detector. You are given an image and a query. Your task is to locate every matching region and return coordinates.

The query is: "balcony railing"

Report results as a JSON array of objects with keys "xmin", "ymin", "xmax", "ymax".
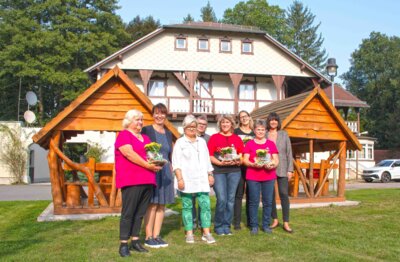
[
  {"xmin": 346, "ymin": 121, "xmax": 358, "ymax": 133},
  {"xmin": 149, "ymin": 96, "xmax": 273, "ymax": 115}
]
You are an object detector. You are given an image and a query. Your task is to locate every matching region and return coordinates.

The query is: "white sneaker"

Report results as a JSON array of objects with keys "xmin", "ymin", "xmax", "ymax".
[
  {"xmin": 186, "ymin": 234, "xmax": 195, "ymax": 244},
  {"xmin": 201, "ymin": 233, "xmax": 216, "ymax": 244}
]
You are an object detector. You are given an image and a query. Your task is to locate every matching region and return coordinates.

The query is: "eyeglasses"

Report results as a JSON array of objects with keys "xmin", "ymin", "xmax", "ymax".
[
  {"xmin": 198, "ymin": 123, "xmax": 207, "ymax": 126},
  {"xmin": 186, "ymin": 127, "xmax": 197, "ymax": 131},
  {"xmin": 240, "ymin": 115, "xmax": 249, "ymax": 119}
]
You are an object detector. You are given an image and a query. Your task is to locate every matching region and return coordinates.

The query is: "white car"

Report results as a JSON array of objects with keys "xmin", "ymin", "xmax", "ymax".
[{"xmin": 362, "ymin": 159, "xmax": 400, "ymax": 183}]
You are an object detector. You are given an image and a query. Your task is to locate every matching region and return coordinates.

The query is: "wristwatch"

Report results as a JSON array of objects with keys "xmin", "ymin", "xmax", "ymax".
[{"xmin": 208, "ymin": 173, "xmax": 214, "ymax": 177}]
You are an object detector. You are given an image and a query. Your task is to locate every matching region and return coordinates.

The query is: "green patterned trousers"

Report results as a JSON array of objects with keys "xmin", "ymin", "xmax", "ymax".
[{"xmin": 180, "ymin": 192, "xmax": 212, "ymax": 231}]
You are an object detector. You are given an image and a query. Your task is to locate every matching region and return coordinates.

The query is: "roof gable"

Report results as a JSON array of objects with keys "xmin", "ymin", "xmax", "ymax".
[
  {"xmin": 85, "ymin": 23, "xmax": 329, "ymax": 83},
  {"xmin": 251, "ymin": 87, "xmax": 361, "ymax": 151},
  {"xmin": 33, "ymin": 66, "xmax": 180, "ymax": 148}
]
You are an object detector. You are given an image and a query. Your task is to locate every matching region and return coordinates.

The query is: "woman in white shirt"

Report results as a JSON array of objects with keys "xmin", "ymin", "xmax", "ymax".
[{"xmin": 172, "ymin": 115, "xmax": 215, "ymax": 244}]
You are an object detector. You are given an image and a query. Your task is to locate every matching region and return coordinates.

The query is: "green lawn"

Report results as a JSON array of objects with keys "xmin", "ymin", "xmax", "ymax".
[{"xmin": 1, "ymin": 189, "xmax": 400, "ymax": 261}]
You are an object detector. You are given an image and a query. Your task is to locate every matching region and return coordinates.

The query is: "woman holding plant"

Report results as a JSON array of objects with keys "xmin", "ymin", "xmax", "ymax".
[
  {"xmin": 243, "ymin": 119, "xmax": 279, "ymax": 235},
  {"xmin": 233, "ymin": 110, "xmax": 255, "ymax": 230},
  {"xmin": 115, "ymin": 109, "xmax": 162, "ymax": 257},
  {"xmin": 208, "ymin": 114, "xmax": 244, "ymax": 235},
  {"xmin": 142, "ymin": 103, "xmax": 175, "ymax": 248},
  {"xmin": 172, "ymin": 115, "xmax": 216, "ymax": 244},
  {"xmin": 266, "ymin": 112, "xmax": 294, "ymax": 233}
]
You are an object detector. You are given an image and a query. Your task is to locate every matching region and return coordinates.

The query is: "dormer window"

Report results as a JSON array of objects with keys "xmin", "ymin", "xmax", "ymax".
[
  {"xmin": 220, "ymin": 37, "xmax": 232, "ymax": 53},
  {"xmin": 175, "ymin": 35, "xmax": 187, "ymax": 50},
  {"xmin": 242, "ymin": 39, "xmax": 253, "ymax": 54},
  {"xmin": 198, "ymin": 37, "xmax": 209, "ymax": 52}
]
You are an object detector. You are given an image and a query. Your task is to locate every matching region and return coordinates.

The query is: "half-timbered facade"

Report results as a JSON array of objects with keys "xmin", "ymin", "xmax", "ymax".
[{"xmin": 85, "ymin": 22, "xmax": 331, "ymax": 126}]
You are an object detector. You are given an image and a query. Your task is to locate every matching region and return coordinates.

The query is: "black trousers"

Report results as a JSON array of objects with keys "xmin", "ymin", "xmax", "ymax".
[
  {"xmin": 120, "ymin": 184, "xmax": 153, "ymax": 241},
  {"xmin": 233, "ymin": 169, "xmax": 249, "ymax": 227},
  {"xmin": 271, "ymin": 176, "xmax": 290, "ymax": 222}
]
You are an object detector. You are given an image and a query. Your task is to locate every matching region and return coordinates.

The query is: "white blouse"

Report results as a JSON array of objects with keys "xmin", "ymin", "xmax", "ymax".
[{"xmin": 172, "ymin": 135, "xmax": 213, "ymax": 193}]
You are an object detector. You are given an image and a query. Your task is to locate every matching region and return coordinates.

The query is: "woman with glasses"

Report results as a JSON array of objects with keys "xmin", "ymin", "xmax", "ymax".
[
  {"xmin": 233, "ymin": 110, "xmax": 255, "ymax": 230},
  {"xmin": 172, "ymin": 115, "xmax": 216, "ymax": 244}
]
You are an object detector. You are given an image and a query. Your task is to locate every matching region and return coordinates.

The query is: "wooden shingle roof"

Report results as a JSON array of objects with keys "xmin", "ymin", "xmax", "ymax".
[
  {"xmin": 251, "ymin": 87, "xmax": 362, "ymax": 152},
  {"xmin": 33, "ymin": 66, "xmax": 180, "ymax": 149}
]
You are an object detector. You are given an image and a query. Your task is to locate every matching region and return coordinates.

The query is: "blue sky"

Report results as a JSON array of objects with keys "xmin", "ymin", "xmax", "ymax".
[{"xmin": 116, "ymin": 0, "xmax": 399, "ymax": 86}]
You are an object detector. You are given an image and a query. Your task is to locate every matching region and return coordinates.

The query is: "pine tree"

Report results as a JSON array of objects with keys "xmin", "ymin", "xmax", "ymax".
[
  {"xmin": 286, "ymin": 1, "xmax": 327, "ymax": 70},
  {"xmin": 0, "ymin": 0, "xmax": 130, "ymax": 123},
  {"xmin": 183, "ymin": 14, "xmax": 195, "ymax": 23},
  {"xmin": 125, "ymin": 16, "xmax": 161, "ymax": 42},
  {"xmin": 201, "ymin": 1, "xmax": 217, "ymax": 22}
]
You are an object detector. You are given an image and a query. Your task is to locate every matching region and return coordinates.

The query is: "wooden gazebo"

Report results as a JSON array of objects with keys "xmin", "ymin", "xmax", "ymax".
[
  {"xmin": 33, "ymin": 66, "xmax": 180, "ymax": 214},
  {"xmin": 251, "ymin": 87, "xmax": 362, "ymax": 203}
]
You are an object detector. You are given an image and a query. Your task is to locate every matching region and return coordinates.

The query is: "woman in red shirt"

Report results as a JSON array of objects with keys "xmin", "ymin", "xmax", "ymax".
[
  {"xmin": 243, "ymin": 119, "xmax": 279, "ymax": 235},
  {"xmin": 208, "ymin": 114, "xmax": 244, "ymax": 235}
]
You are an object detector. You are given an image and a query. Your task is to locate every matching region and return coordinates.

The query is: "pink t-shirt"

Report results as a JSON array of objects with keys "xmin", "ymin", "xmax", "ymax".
[
  {"xmin": 244, "ymin": 139, "xmax": 279, "ymax": 181},
  {"xmin": 114, "ymin": 130, "xmax": 156, "ymax": 188}
]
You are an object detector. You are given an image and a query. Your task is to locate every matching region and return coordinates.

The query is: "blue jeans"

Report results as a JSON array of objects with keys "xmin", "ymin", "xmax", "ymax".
[
  {"xmin": 247, "ymin": 179, "xmax": 275, "ymax": 229},
  {"xmin": 213, "ymin": 171, "xmax": 241, "ymax": 234}
]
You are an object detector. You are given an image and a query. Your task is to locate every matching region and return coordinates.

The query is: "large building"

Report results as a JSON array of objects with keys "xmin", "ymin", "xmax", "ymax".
[{"xmin": 85, "ymin": 22, "xmax": 331, "ymax": 129}]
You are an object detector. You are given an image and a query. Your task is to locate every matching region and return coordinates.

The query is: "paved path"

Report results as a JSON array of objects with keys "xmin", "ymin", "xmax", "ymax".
[
  {"xmin": 1, "ymin": 181, "xmax": 400, "ymax": 201},
  {"xmin": 0, "ymin": 183, "xmax": 52, "ymax": 201}
]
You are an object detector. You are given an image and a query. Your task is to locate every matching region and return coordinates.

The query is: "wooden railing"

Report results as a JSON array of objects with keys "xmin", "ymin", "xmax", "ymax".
[{"xmin": 149, "ymin": 96, "xmax": 273, "ymax": 115}]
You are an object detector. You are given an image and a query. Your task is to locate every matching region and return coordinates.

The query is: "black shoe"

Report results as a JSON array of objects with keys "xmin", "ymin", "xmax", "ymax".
[
  {"xmin": 283, "ymin": 226, "xmax": 294, "ymax": 234},
  {"xmin": 270, "ymin": 222, "xmax": 280, "ymax": 229},
  {"xmin": 119, "ymin": 243, "xmax": 131, "ymax": 257},
  {"xmin": 130, "ymin": 240, "xmax": 149, "ymax": 253}
]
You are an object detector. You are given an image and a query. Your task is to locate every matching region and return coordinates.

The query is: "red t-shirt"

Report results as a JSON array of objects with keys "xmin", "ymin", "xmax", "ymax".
[
  {"xmin": 243, "ymin": 139, "xmax": 278, "ymax": 181},
  {"xmin": 207, "ymin": 133, "xmax": 244, "ymax": 174},
  {"xmin": 114, "ymin": 130, "xmax": 156, "ymax": 188}
]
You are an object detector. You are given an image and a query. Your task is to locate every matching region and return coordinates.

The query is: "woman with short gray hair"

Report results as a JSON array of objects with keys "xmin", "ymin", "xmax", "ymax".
[{"xmin": 172, "ymin": 115, "xmax": 216, "ymax": 244}]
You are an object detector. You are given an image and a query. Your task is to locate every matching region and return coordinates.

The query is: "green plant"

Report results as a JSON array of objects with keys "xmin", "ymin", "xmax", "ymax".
[
  {"xmin": 0, "ymin": 124, "xmax": 29, "ymax": 184},
  {"xmin": 84, "ymin": 141, "xmax": 108, "ymax": 163}
]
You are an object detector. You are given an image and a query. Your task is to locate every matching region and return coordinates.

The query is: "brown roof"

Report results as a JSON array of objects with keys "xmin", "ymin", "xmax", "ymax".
[
  {"xmin": 33, "ymin": 66, "xmax": 180, "ymax": 149},
  {"xmin": 250, "ymin": 87, "xmax": 362, "ymax": 151},
  {"xmin": 164, "ymin": 22, "xmax": 266, "ymax": 34},
  {"xmin": 323, "ymin": 85, "xmax": 369, "ymax": 108}
]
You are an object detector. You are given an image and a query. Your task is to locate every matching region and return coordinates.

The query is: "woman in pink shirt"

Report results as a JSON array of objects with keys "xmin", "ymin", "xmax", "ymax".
[
  {"xmin": 115, "ymin": 109, "xmax": 162, "ymax": 257},
  {"xmin": 243, "ymin": 119, "xmax": 279, "ymax": 235}
]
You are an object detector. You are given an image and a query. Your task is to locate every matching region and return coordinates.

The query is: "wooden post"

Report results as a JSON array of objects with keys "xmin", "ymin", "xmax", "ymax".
[
  {"xmin": 229, "ymin": 73, "xmax": 243, "ymax": 115},
  {"xmin": 338, "ymin": 141, "xmax": 347, "ymax": 198},
  {"xmin": 309, "ymin": 139, "xmax": 315, "ymax": 197},
  {"xmin": 47, "ymin": 131, "xmax": 63, "ymax": 208},
  {"xmin": 87, "ymin": 158, "xmax": 95, "ymax": 207}
]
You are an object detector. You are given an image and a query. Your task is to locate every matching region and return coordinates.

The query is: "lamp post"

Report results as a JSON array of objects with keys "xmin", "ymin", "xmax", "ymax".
[{"xmin": 326, "ymin": 58, "xmax": 338, "ymax": 107}]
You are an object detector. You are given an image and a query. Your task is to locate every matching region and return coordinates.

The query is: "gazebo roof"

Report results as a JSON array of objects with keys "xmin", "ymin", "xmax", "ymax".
[
  {"xmin": 251, "ymin": 87, "xmax": 362, "ymax": 152},
  {"xmin": 33, "ymin": 66, "xmax": 180, "ymax": 149}
]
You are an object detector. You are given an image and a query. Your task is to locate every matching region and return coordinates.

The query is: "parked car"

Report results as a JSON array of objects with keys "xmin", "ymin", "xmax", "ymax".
[{"xmin": 362, "ymin": 159, "xmax": 400, "ymax": 183}]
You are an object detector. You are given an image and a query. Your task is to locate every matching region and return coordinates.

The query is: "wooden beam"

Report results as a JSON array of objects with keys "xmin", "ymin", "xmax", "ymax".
[
  {"xmin": 229, "ymin": 73, "xmax": 243, "ymax": 115},
  {"xmin": 138, "ymin": 70, "xmax": 153, "ymax": 95},
  {"xmin": 173, "ymin": 72, "xmax": 192, "ymax": 95},
  {"xmin": 272, "ymin": 75, "xmax": 285, "ymax": 100},
  {"xmin": 309, "ymin": 139, "xmax": 315, "ymax": 197},
  {"xmin": 293, "ymin": 159, "xmax": 311, "ymax": 197},
  {"xmin": 315, "ymin": 145, "xmax": 344, "ymax": 197},
  {"xmin": 47, "ymin": 131, "xmax": 63, "ymax": 208},
  {"xmin": 337, "ymin": 141, "xmax": 347, "ymax": 198}
]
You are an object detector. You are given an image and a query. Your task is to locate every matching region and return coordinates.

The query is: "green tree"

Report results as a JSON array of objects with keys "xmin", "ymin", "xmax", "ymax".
[
  {"xmin": 222, "ymin": 0, "xmax": 289, "ymax": 43},
  {"xmin": 342, "ymin": 32, "xmax": 400, "ymax": 149},
  {"xmin": 201, "ymin": 1, "xmax": 217, "ymax": 22},
  {"xmin": 0, "ymin": 0, "xmax": 130, "ymax": 124},
  {"xmin": 125, "ymin": 15, "xmax": 161, "ymax": 42},
  {"xmin": 285, "ymin": 1, "xmax": 327, "ymax": 70},
  {"xmin": 183, "ymin": 14, "xmax": 195, "ymax": 23}
]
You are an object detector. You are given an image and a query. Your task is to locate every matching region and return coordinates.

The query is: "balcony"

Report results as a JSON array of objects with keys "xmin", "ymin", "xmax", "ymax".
[
  {"xmin": 149, "ymin": 96, "xmax": 273, "ymax": 115},
  {"xmin": 345, "ymin": 121, "xmax": 358, "ymax": 133}
]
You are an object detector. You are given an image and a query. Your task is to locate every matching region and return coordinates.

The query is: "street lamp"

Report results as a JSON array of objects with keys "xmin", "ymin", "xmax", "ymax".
[{"xmin": 326, "ymin": 58, "xmax": 338, "ymax": 107}]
